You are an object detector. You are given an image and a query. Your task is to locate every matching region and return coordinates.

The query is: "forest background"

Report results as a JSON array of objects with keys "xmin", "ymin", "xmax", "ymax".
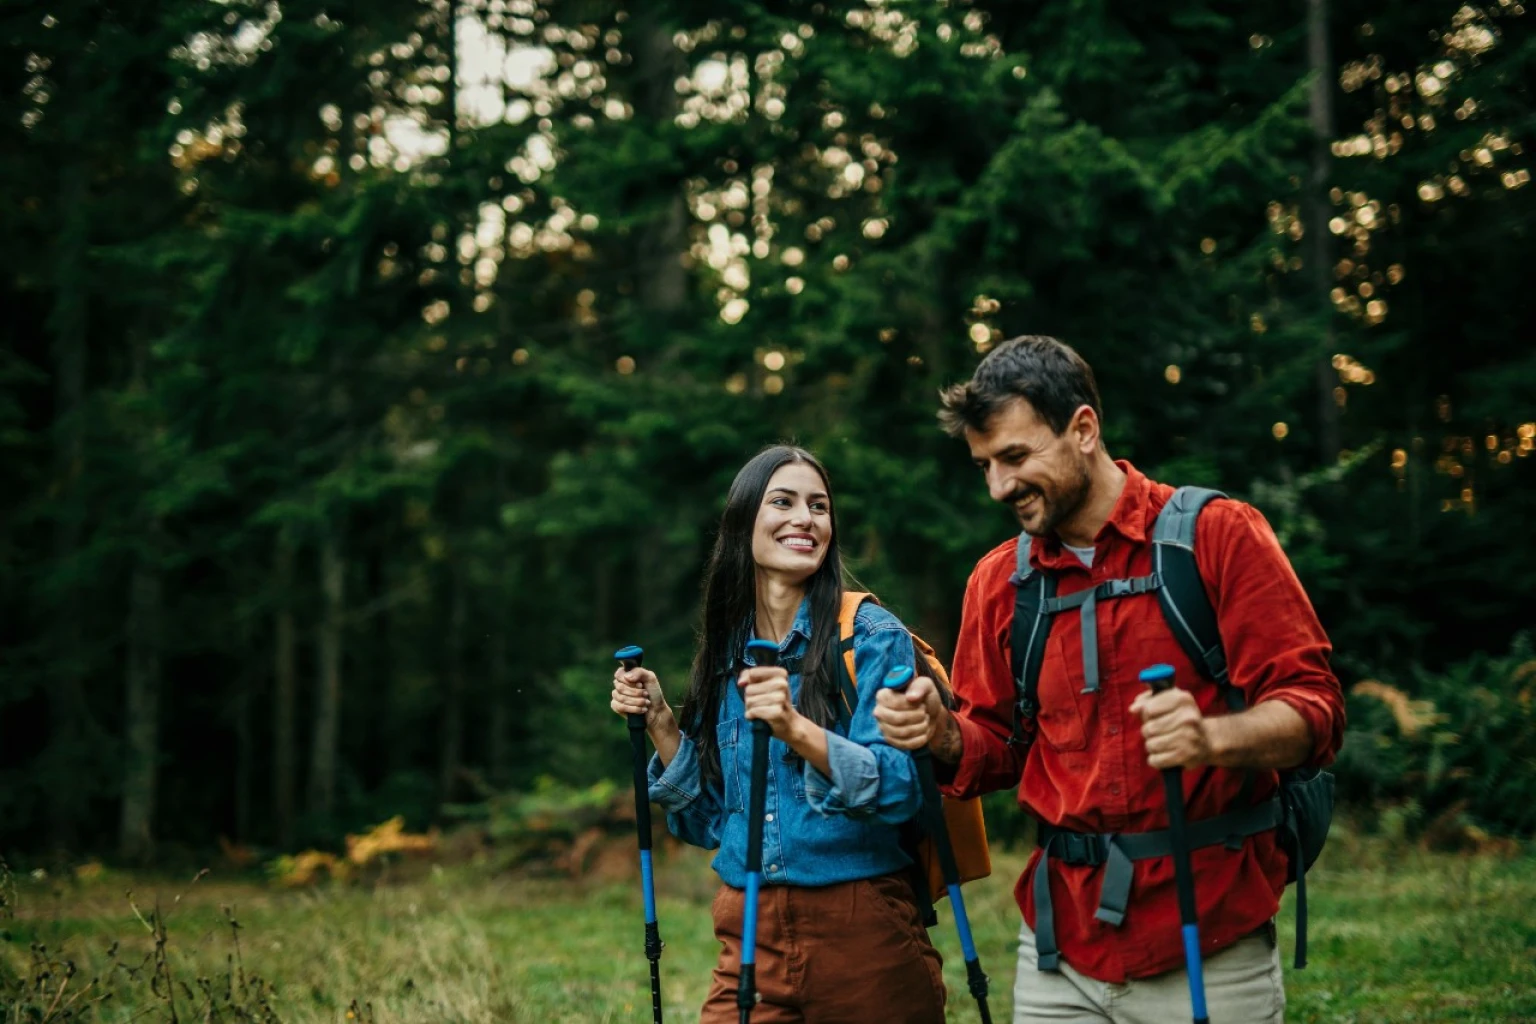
[{"xmin": 2, "ymin": 0, "xmax": 1534, "ymax": 875}]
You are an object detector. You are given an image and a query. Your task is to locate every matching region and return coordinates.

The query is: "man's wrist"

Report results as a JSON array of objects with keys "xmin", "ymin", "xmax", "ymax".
[
  {"xmin": 929, "ymin": 707, "xmax": 964, "ymax": 765},
  {"xmin": 1201, "ymin": 715, "xmax": 1234, "ymax": 767}
]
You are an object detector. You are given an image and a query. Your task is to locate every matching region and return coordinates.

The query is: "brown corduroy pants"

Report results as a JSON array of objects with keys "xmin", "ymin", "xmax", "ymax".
[{"xmin": 699, "ymin": 873, "xmax": 947, "ymax": 1024}]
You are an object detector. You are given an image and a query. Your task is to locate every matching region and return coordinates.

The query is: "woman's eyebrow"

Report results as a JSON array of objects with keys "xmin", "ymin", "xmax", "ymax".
[{"xmin": 766, "ymin": 487, "xmax": 829, "ymax": 501}]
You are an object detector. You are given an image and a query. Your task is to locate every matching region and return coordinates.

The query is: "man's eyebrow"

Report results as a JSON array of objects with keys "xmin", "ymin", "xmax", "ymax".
[{"xmin": 976, "ymin": 443, "xmax": 1033, "ymax": 462}]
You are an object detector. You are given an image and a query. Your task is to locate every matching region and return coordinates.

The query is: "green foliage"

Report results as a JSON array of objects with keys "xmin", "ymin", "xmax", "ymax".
[
  {"xmin": 0, "ymin": 0, "xmax": 1532, "ymax": 858},
  {"xmin": 1337, "ymin": 634, "xmax": 1536, "ymax": 840}
]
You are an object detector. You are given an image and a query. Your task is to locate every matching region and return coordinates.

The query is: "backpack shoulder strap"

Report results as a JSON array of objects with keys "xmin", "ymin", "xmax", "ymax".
[
  {"xmin": 1008, "ymin": 533, "xmax": 1056, "ymax": 746},
  {"xmin": 1152, "ymin": 486, "xmax": 1242, "ymax": 710},
  {"xmin": 834, "ymin": 592, "xmax": 872, "ymax": 727}
]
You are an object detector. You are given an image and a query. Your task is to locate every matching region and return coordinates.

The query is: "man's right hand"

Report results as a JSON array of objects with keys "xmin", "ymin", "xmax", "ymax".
[{"xmin": 874, "ymin": 675, "xmax": 950, "ymax": 753}]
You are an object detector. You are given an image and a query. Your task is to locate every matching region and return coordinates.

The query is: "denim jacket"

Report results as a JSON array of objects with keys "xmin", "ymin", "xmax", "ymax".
[{"xmin": 647, "ymin": 596, "xmax": 924, "ymax": 888}]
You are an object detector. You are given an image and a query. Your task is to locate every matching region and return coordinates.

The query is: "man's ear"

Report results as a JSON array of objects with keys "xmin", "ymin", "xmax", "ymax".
[{"xmin": 1069, "ymin": 404, "xmax": 1101, "ymax": 454}]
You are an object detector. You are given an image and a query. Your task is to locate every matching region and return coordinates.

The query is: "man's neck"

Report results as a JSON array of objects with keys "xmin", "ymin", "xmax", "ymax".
[
  {"xmin": 1054, "ymin": 453, "xmax": 1126, "ymax": 549},
  {"xmin": 754, "ymin": 574, "xmax": 805, "ymax": 644}
]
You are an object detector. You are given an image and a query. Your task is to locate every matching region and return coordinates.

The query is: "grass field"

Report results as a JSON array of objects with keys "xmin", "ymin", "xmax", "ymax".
[{"xmin": 3, "ymin": 831, "xmax": 1533, "ymax": 1023}]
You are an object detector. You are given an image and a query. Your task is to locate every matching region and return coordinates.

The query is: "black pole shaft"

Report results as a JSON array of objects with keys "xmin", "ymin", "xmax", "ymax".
[
  {"xmin": 1144, "ymin": 666, "xmax": 1209, "ymax": 1024},
  {"xmin": 913, "ymin": 749, "xmax": 993, "ymax": 1024},
  {"xmin": 618, "ymin": 649, "xmax": 664, "ymax": 1024},
  {"xmin": 1162, "ymin": 769, "xmax": 1199, "ymax": 927},
  {"xmin": 738, "ymin": 643, "xmax": 776, "ymax": 1024}
]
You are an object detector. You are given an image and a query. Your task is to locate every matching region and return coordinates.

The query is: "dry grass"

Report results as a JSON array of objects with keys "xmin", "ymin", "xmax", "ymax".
[{"xmin": 3, "ymin": 834, "xmax": 1534, "ymax": 1023}]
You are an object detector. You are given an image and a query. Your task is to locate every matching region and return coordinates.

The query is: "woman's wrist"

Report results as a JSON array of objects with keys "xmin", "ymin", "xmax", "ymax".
[
  {"xmin": 786, "ymin": 713, "xmax": 820, "ymax": 756},
  {"xmin": 647, "ymin": 705, "xmax": 679, "ymax": 741}
]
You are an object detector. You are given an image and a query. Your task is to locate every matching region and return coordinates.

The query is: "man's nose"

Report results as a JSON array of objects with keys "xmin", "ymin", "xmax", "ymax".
[{"xmin": 987, "ymin": 468, "xmax": 1013, "ymax": 503}]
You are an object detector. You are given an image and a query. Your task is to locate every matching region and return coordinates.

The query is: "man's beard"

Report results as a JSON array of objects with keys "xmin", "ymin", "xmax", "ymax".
[{"xmin": 1011, "ymin": 458, "xmax": 1093, "ymax": 538}]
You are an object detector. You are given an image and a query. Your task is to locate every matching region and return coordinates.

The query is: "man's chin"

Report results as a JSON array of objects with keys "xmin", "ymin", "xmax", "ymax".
[{"xmin": 1015, "ymin": 512, "xmax": 1050, "ymax": 537}]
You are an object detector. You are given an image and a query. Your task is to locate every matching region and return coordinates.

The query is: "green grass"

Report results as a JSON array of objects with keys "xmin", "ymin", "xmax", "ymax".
[{"xmin": 3, "ymin": 834, "xmax": 1534, "ymax": 1023}]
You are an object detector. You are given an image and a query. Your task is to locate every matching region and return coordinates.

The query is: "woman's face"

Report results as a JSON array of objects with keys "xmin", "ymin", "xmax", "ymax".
[{"xmin": 750, "ymin": 461, "xmax": 832, "ymax": 584}]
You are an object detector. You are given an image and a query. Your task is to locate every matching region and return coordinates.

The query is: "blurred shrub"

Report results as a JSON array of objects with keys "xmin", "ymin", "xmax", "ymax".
[
  {"xmin": 1336, "ymin": 633, "xmax": 1536, "ymax": 842},
  {"xmin": 266, "ymin": 816, "xmax": 438, "ymax": 887},
  {"xmin": 445, "ymin": 776, "xmax": 628, "ymax": 873}
]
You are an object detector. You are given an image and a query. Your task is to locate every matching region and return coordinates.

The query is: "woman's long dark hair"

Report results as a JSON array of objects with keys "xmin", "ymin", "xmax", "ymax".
[{"xmin": 678, "ymin": 445, "xmax": 848, "ymax": 786}]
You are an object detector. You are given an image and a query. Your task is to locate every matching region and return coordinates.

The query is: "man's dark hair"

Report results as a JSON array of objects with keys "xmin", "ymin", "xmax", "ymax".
[{"xmin": 937, "ymin": 335, "xmax": 1103, "ymax": 438}]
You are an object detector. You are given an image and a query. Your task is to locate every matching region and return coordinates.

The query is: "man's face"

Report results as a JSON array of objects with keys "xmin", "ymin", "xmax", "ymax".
[{"xmin": 965, "ymin": 398, "xmax": 1095, "ymax": 538}]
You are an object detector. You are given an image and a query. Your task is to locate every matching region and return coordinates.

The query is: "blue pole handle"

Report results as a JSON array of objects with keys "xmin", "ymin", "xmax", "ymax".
[
  {"xmin": 882, "ymin": 665, "xmax": 915, "ymax": 690},
  {"xmin": 1139, "ymin": 663, "xmax": 1175, "ymax": 693},
  {"xmin": 616, "ymin": 645, "xmax": 646, "ymax": 735},
  {"xmin": 744, "ymin": 638, "xmax": 779, "ymax": 668}
]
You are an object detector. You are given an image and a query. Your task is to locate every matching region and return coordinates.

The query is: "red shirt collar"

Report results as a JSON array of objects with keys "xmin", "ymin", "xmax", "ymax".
[{"xmin": 1028, "ymin": 460, "xmax": 1151, "ymax": 573}]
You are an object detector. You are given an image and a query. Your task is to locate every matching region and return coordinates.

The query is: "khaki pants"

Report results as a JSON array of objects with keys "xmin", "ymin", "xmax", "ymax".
[
  {"xmin": 1012, "ymin": 921, "xmax": 1285, "ymax": 1023},
  {"xmin": 699, "ymin": 874, "xmax": 946, "ymax": 1024}
]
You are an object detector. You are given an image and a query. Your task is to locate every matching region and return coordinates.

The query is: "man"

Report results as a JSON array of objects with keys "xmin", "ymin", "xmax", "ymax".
[{"xmin": 875, "ymin": 336, "xmax": 1343, "ymax": 1023}]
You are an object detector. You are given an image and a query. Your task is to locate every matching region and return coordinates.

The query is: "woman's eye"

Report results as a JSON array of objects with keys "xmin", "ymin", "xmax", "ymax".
[{"xmin": 810, "ymin": 502, "xmax": 829, "ymax": 513}]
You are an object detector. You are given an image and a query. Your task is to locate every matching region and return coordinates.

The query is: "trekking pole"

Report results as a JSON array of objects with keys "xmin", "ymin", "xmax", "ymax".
[
  {"xmin": 614, "ymin": 645, "xmax": 665, "ymax": 1024},
  {"xmin": 737, "ymin": 638, "xmax": 778, "ymax": 1024},
  {"xmin": 883, "ymin": 666, "xmax": 993, "ymax": 1024},
  {"xmin": 1140, "ymin": 663, "xmax": 1209, "ymax": 1024}
]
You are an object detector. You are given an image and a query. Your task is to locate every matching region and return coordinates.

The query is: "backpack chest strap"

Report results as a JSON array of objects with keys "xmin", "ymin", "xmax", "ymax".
[{"xmin": 1038, "ymin": 573, "xmax": 1162, "ymax": 694}]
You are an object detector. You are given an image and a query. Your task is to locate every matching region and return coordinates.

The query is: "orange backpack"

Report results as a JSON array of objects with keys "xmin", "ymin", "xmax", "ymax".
[{"xmin": 834, "ymin": 593, "xmax": 992, "ymax": 907}]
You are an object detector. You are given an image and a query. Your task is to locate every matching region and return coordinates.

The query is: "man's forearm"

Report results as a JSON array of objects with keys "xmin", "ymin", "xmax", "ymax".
[
  {"xmin": 1206, "ymin": 699, "xmax": 1313, "ymax": 770},
  {"xmin": 928, "ymin": 707, "xmax": 965, "ymax": 765}
]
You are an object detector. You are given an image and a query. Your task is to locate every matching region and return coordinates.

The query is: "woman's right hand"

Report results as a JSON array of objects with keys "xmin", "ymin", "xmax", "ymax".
[{"xmin": 612, "ymin": 665, "xmax": 674, "ymax": 733}]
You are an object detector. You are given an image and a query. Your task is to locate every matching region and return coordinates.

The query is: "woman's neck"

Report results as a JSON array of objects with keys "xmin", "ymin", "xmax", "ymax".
[{"xmin": 753, "ymin": 573, "xmax": 806, "ymax": 644}]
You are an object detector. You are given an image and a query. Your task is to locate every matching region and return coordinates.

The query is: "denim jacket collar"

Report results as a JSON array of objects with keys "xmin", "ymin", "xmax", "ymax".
[{"xmin": 741, "ymin": 594, "xmax": 814, "ymax": 667}]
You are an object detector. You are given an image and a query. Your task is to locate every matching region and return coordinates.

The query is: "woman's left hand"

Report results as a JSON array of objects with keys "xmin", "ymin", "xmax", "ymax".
[{"xmin": 739, "ymin": 666, "xmax": 804, "ymax": 743}]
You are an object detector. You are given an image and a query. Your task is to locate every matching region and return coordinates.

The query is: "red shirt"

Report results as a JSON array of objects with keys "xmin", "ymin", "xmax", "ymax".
[{"xmin": 941, "ymin": 462, "xmax": 1344, "ymax": 982}]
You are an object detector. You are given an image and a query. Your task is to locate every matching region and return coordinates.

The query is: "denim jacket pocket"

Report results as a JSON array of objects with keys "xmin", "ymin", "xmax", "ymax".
[{"xmin": 718, "ymin": 717, "xmax": 744, "ymax": 813}]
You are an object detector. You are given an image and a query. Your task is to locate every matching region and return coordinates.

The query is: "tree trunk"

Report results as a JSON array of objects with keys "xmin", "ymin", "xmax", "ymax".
[
  {"xmin": 307, "ymin": 531, "xmax": 345, "ymax": 820},
  {"xmin": 632, "ymin": 12, "xmax": 687, "ymax": 313},
  {"xmin": 233, "ymin": 609, "xmax": 255, "ymax": 842},
  {"xmin": 118, "ymin": 559, "xmax": 162, "ymax": 863},
  {"xmin": 487, "ymin": 616, "xmax": 509, "ymax": 787},
  {"xmin": 1307, "ymin": 0, "xmax": 1340, "ymax": 464},
  {"xmin": 272, "ymin": 532, "xmax": 298, "ymax": 847},
  {"xmin": 439, "ymin": 565, "xmax": 468, "ymax": 808},
  {"xmin": 46, "ymin": 160, "xmax": 91, "ymax": 851}
]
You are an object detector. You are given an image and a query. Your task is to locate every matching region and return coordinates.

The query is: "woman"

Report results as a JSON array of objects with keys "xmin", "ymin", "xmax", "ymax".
[{"xmin": 610, "ymin": 445, "xmax": 946, "ymax": 1023}]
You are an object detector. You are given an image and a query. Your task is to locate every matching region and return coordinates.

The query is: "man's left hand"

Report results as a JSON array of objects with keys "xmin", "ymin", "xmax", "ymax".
[{"xmin": 1130, "ymin": 687, "xmax": 1215, "ymax": 770}]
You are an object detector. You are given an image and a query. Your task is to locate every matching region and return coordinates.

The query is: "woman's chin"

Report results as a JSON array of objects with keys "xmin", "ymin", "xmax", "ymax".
[{"xmin": 758, "ymin": 557, "xmax": 822, "ymax": 584}]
